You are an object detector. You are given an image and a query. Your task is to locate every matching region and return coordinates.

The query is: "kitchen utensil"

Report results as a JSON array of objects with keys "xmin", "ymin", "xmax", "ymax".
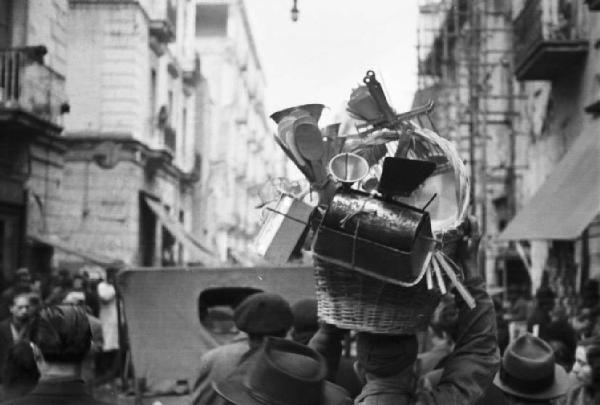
[
  {"xmin": 346, "ymin": 86, "xmax": 382, "ymax": 122},
  {"xmin": 273, "ymin": 135, "xmax": 314, "ymax": 182},
  {"xmin": 278, "ymin": 115, "xmax": 307, "ymax": 167},
  {"xmin": 328, "ymin": 153, "xmax": 369, "ymax": 184},
  {"xmin": 322, "ymin": 123, "xmax": 341, "ymax": 139},
  {"xmin": 377, "ymin": 157, "xmax": 437, "ymax": 197},
  {"xmin": 294, "ymin": 117, "xmax": 327, "ymax": 184},
  {"xmin": 363, "ymin": 71, "xmax": 396, "ymax": 122},
  {"xmin": 270, "ymin": 103, "xmax": 326, "ymax": 124}
]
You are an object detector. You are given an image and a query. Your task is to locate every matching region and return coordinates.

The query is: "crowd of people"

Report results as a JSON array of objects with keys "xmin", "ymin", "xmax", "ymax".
[
  {"xmin": 0, "ymin": 267, "xmax": 121, "ymax": 402},
  {"xmin": 0, "ymin": 264, "xmax": 598, "ymax": 404}
]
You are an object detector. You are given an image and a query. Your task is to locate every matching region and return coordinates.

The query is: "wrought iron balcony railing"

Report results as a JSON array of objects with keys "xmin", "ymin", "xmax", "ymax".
[
  {"xmin": 148, "ymin": 0, "xmax": 177, "ymax": 43},
  {"xmin": 0, "ymin": 46, "xmax": 67, "ymax": 132},
  {"xmin": 513, "ymin": 0, "xmax": 588, "ymax": 81}
]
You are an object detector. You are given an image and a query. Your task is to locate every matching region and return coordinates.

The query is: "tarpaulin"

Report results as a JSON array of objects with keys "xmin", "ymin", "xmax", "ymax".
[
  {"xmin": 144, "ymin": 197, "xmax": 220, "ymax": 266},
  {"xmin": 117, "ymin": 266, "xmax": 315, "ymax": 393},
  {"xmin": 499, "ymin": 130, "xmax": 600, "ymax": 240}
]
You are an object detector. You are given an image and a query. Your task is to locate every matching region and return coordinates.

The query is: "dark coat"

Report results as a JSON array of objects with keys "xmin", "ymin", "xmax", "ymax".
[
  {"xmin": 190, "ymin": 339, "xmax": 256, "ymax": 405},
  {"xmin": 0, "ymin": 378, "xmax": 115, "ymax": 405},
  {"xmin": 0, "ymin": 319, "xmax": 15, "ymax": 383},
  {"xmin": 348, "ymin": 278, "xmax": 500, "ymax": 405}
]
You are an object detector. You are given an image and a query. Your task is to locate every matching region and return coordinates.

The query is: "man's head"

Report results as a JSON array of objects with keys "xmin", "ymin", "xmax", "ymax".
[
  {"xmin": 31, "ymin": 305, "xmax": 91, "ymax": 367},
  {"xmin": 10, "ymin": 293, "xmax": 31, "ymax": 325},
  {"xmin": 572, "ymin": 337, "xmax": 600, "ymax": 389},
  {"xmin": 535, "ymin": 287, "xmax": 555, "ymax": 312},
  {"xmin": 234, "ymin": 293, "xmax": 293, "ymax": 339},
  {"xmin": 430, "ymin": 295, "xmax": 459, "ymax": 345},
  {"xmin": 290, "ymin": 298, "xmax": 319, "ymax": 345},
  {"xmin": 540, "ymin": 320, "xmax": 577, "ymax": 372},
  {"xmin": 494, "ymin": 334, "xmax": 568, "ymax": 403},
  {"xmin": 72, "ymin": 275, "xmax": 85, "ymax": 290},
  {"xmin": 14, "ymin": 268, "xmax": 31, "ymax": 286},
  {"xmin": 57, "ymin": 269, "xmax": 72, "ymax": 288}
]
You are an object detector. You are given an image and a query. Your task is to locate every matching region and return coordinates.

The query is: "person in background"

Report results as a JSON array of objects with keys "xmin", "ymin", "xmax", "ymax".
[
  {"xmin": 82, "ymin": 271, "xmax": 100, "ymax": 318},
  {"xmin": 213, "ymin": 337, "xmax": 351, "ymax": 405},
  {"xmin": 493, "ymin": 298, "xmax": 510, "ymax": 355},
  {"xmin": 291, "ymin": 298, "xmax": 319, "ymax": 345},
  {"xmin": 417, "ymin": 295, "xmax": 458, "ymax": 378},
  {"xmin": 566, "ymin": 337, "xmax": 600, "ymax": 405},
  {"xmin": 0, "ymin": 305, "xmax": 116, "ymax": 405},
  {"xmin": 572, "ymin": 308, "xmax": 598, "ymax": 341},
  {"xmin": 25, "ymin": 294, "xmax": 41, "ymax": 322},
  {"xmin": 539, "ymin": 320, "xmax": 577, "ymax": 374},
  {"xmin": 527, "ymin": 286, "xmax": 556, "ymax": 337},
  {"xmin": 492, "ymin": 334, "xmax": 568, "ymax": 405},
  {"xmin": 580, "ymin": 280, "xmax": 599, "ymax": 312},
  {"xmin": 63, "ymin": 291, "xmax": 103, "ymax": 389},
  {"xmin": 0, "ymin": 269, "xmax": 34, "ymax": 320},
  {"xmin": 0, "ymin": 341, "xmax": 40, "ymax": 401},
  {"xmin": 95, "ymin": 269, "xmax": 120, "ymax": 386},
  {"xmin": 290, "ymin": 298, "xmax": 362, "ymax": 399},
  {"xmin": 43, "ymin": 269, "xmax": 72, "ymax": 306},
  {"xmin": 0, "ymin": 294, "xmax": 33, "ymax": 383},
  {"xmin": 507, "ymin": 288, "xmax": 530, "ymax": 323},
  {"xmin": 190, "ymin": 292, "xmax": 294, "ymax": 405}
]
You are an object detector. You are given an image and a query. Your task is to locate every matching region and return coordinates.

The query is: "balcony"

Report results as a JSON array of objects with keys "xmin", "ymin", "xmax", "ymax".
[
  {"xmin": 148, "ymin": 0, "xmax": 177, "ymax": 43},
  {"xmin": 0, "ymin": 46, "xmax": 67, "ymax": 137},
  {"xmin": 513, "ymin": 0, "xmax": 588, "ymax": 81}
]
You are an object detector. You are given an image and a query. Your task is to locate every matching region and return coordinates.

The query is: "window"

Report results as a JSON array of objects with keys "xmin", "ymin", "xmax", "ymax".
[
  {"xmin": 198, "ymin": 287, "xmax": 261, "ymax": 344},
  {"xmin": 150, "ymin": 69, "xmax": 157, "ymax": 127},
  {"xmin": 196, "ymin": 4, "xmax": 228, "ymax": 37}
]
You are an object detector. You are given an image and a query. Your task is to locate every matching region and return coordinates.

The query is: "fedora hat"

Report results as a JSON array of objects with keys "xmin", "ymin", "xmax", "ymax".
[
  {"xmin": 214, "ymin": 337, "xmax": 350, "ymax": 405},
  {"xmin": 493, "ymin": 333, "xmax": 569, "ymax": 401}
]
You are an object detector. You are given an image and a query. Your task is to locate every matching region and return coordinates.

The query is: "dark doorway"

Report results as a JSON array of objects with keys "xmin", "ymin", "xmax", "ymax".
[
  {"xmin": 139, "ymin": 195, "xmax": 156, "ymax": 266},
  {"xmin": 0, "ymin": 0, "xmax": 12, "ymax": 49},
  {"xmin": 0, "ymin": 203, "xmax": 23, "ymax": 290}
]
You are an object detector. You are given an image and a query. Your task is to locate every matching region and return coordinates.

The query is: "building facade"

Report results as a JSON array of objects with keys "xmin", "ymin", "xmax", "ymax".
[
  {"xmin": 193, "ymin": 0, "xmax": 287, "ymax": 262},
  {"xmin": 61, "ymin": 0, "xmax": 213, "ymax": 268},
  {"xmin": 0, "ymin": 0, "xmax": 221, "ymax": 292},
  {"xmin": 415, "ymin": 0, "xmax": 600, "ymax": 295},
  {"xmin": 0, "ymin": 0, "xmax": 70, "ymax": 289}
]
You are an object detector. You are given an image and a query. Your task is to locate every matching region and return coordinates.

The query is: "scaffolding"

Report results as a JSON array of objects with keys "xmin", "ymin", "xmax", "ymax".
[{"xmin": 416, "ymin": 0, "xmax": 522, "ymax": 286}]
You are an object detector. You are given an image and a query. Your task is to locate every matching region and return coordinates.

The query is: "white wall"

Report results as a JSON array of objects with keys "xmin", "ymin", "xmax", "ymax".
[{"xmin": 193, "ymin": 0, "xmax": 286, "ymax": 259}]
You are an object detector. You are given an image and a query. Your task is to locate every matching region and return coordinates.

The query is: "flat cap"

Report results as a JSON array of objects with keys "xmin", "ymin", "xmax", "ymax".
[
  {"xmin": 234, "ymin": 293, "xmax": 293, "ymax": 335},
  {"xmin": 291, "ymin": 298, "xmax": 318, "ymax": 333}
]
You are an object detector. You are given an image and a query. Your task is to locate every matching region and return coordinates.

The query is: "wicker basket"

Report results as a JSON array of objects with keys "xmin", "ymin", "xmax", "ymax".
[{"xmin": 314, "ymin": 257, "xmax": 441, "ymax": 334}]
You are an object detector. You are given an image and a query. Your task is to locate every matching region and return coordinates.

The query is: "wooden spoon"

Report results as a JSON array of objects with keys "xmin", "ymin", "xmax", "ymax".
[{"xmin": 294, "ymin": 119, "xmax": 327, "ymax": 185}]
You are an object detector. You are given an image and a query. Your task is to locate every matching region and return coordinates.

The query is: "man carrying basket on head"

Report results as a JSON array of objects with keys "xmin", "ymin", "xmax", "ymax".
[{"xmin": 268, "ymin": 71, "xmax": 500, "ymax": 405}]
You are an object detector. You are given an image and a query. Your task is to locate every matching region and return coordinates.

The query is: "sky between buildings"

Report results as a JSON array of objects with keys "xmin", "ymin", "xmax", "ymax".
[{"xmin": 245, "ymin": 0, "xmax": 419, "ymax": 125}]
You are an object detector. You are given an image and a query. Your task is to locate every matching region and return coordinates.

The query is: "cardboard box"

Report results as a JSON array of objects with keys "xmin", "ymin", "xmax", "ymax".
[{"xmin": 254, "ymin": 195, "xmax": 313, "ymax": 264}]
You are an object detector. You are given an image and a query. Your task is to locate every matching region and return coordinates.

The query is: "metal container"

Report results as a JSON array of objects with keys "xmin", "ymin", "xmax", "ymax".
[{"xmin": 312, "ymin": 189, "xmax": 435, "ymax": 285}]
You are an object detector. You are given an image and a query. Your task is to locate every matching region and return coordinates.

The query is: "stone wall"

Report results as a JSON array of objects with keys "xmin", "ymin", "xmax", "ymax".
[{"xmin": 56, "ymin": 159, "xmax": 142, "ymax": 264}]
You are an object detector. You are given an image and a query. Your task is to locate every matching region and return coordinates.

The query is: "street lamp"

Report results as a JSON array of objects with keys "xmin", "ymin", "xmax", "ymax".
[{"xmin": 291, "ymin": 0, "xmax": 299, "ymax": 22}]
